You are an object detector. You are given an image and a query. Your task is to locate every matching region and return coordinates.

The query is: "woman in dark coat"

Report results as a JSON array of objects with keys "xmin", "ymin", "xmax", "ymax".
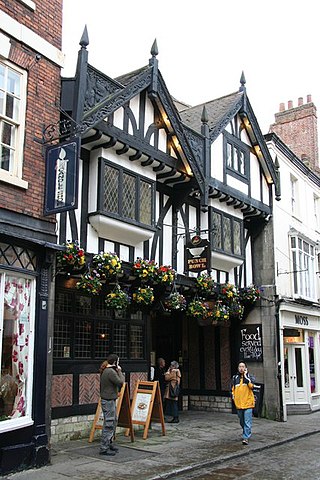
[{"xmin": 164, "ymin": 360, "xmax": 181, "ymax": 423}]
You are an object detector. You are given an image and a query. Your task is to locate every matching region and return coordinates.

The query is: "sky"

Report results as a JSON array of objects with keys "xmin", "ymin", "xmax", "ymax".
[{"xmin": 61, "ymin": 0, "xmax": 320, "ymax": 134}]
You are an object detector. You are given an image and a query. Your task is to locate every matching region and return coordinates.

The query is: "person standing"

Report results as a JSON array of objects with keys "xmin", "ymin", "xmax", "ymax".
[
  {"xmin": 231, "ymin": 361, "xmax": 255, "ymax": 445},
  {"xmin": 164, "ymin": 360, "xmax": 181, "ymax": 423},
  {"xmin": 154, "ymin": 357, "xmax": 166, "ymax": 400},
  {"xmin": 99, "ymin": 354, "xmax": 125, "ymax": 456}
]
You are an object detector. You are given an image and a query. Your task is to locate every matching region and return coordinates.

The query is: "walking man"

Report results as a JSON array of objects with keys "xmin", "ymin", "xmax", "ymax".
[
  {"xmin": 231, "ymin": 361, "xmax": 255, "ymax": 445},
  {"xmin": 99, "ymin": 354, "xmax": 125, "ymax": 456}
]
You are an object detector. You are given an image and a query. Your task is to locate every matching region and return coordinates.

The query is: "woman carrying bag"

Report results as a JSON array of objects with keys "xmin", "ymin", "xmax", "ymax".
[{"xmin": 164, "ymin": 360, "xmax": 181, "ymax": 423}]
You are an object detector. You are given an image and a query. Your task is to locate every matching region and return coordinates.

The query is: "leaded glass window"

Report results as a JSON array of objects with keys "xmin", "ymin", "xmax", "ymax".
[
  {"xmin": 211, "ymin": 208, "xmax": 243, "ymax": 257},
  {"xmin": 0, "ymin": 243, "xmax": 36, "ymax": 271},
  {"xmin": 223, "ymin": 131, "xmax": 249, "ymax": 179},
  {"xmin": 122, "ymin": 172, "xmax": 136, "ymax": 220},
  {"xmin": 53, "ymin": 289, "xmax": 146, "ymax": 360},
  {"xmin": 100, "ymin": 159, "xmax": 154, "ymax": 226}
]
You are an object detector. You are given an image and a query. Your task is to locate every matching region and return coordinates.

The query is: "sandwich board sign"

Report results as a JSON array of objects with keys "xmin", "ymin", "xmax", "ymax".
[
  {"xmin": 126, "ymin": 380, "xmax": 165, "ymax": 440},
  {"xmin": 89, "ymin": 382, "xmax": 134, "ymax": 443}
]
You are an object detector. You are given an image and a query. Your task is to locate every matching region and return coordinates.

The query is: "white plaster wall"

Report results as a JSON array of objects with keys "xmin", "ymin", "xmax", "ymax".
[
  {"xmin": 144, "ymin": 97, "xmax": 154, "ymax": 138},
  {"xmin": 210, "ymin": 135, "xmax": 223, "ymax": 181},
  {"xmin": 250, "ymin": 151, "xmax": 261, "ymax": 201},
  {"xmin": 113, "ymin": 107, "xmax": 124, "ymax": 130},
  {"xmin": 227, "ymin": 174, "xmax": 249, "ymax": 195},
  {"xmin": 158, "ymin": 128, "xmax": 167, "ymax": 153},
  {"xmin": 128, "ymin": 96, "xmax": 140, "ymax": 135}
]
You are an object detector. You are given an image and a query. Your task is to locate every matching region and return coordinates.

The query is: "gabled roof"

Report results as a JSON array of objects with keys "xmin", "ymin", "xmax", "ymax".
[
  {"xmin": 180, "ymin": 92, "xmax": 243, "ymax": 135},
  {"xmin": 115, "ymin": 66, "xmax": 150, "ymax": 86}
]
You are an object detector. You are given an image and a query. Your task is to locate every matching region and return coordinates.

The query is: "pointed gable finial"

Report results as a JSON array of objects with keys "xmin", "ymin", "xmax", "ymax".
[
  {"xmin": 239, "ymin": 71, "xmax": 246, "ymax": 92},
  {"xmin": 150, "ymin": 38, "xmax": 158, "ymax": 58},
  {"xmin": 79, "ymin": 25, "xmax": 89, "ymax": 49},
  {"xmin": 201, "ymin": 105, "xmax": 208, "ymax": 124}
]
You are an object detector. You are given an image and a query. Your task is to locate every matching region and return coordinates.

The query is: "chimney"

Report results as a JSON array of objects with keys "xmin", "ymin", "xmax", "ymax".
[{"xmin": 269, "ymin": 96, "xmax": 319, "ymax": 171}]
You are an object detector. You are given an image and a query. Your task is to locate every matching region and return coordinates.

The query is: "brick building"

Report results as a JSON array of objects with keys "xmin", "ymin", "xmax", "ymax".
[{"xmin": 0, "ymin": 0, "xmax": 63, "ymax": 474}]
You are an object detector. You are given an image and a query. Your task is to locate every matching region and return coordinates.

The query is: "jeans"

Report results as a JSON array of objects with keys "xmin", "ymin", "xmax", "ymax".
[
  {"xmin": 237, "ymin": 408, "xmax": 252, "ymax": 440},
  {"xmin": 100, "ymin": 399, "xmax": 117, "ymax": 452}
]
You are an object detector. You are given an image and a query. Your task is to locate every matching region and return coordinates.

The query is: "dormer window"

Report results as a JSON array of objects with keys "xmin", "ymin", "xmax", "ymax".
[
  {"xmin": 223, "ymin": 131, "xmax": 249, "ymax": 180},
  {"xmin": 98, "ymin": 158, "xmax": 155, "ymax": 227}
]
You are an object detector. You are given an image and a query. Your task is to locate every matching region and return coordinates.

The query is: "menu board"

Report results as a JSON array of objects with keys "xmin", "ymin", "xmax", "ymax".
[
  {"xmin": 238, "ymin": 324, "xmax": 263, "ymax": 362},
  {"xmin": 132, "ymin": 392, "xmax": 152, "ymax": 422}
]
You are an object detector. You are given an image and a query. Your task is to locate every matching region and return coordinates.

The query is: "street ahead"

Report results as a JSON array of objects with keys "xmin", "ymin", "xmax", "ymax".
[{"xmin": 177, "ymin": 432, "xmax": 320, "ymax": 479}]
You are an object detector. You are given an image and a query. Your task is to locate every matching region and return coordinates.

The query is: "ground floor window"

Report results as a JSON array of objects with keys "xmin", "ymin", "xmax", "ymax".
[
  {"xmin": 0, "ymin": 272, "xmax": 35, "ymax": 422},
  {"xmin": 54, "ymin": 287, "xmax": 146, "ymax": 361}
]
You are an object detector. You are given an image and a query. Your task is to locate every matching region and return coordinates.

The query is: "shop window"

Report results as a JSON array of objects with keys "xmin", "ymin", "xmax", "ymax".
[
  {"xmin": 309, "ymin": 334, "xmax": 316, "ymax": 393},
  {"xmin": 0, "ymin": 273, "xmax": 35, "ymax": 425},
  {"xmin": 211, "ymin": 208, "xmax": 243, "ymax": 258},
  {"xmin": 99, "ymin": 159, "xmax": 155, "ymax": 226},
  {"xmin": 0, "ymin": 60, "xmax": 27, "ymax": 188},
  {"xmin": 290, "ymin": 235, "xmax": 316, "ymax": 300}
]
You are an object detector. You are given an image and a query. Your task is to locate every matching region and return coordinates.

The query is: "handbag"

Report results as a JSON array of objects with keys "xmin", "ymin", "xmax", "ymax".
[{"xmin": 169, "ymin": 373, "xmax": 180, "ymax": 398}]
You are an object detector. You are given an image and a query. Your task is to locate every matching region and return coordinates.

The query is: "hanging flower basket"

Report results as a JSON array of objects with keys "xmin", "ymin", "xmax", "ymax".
[
  {"xmin": 132, "ymin": 286, "xmax": 155, "ymax": 307},
  {"xmin": 187, "ymin": 299, "xmax": 212, "ymax": 325},
  {"xmin": 218, "ymin": 283, "xmax": 239, "ymax": 305},
  {"xmin": 195, "ymin": 274, "xmax": 217, "ymax": 298},
  {"xmin": 154, "ymin": 265, "xmax": 176, "ymax": 286},
  {"xmin": 76, "ymin": 273, "xmax": 103, "ymax": 296},
  {"xmin": 91, "ymin": 252, "xmax": 122, "ymax": 280},
  {"xmin": 210, "ymin": 300, "xmax": 230, "ymax": 325},
  {"xmin": 228, "ymin": 300, "xmax": 245, "ymax": 321},
  {"xmin": 239, "ymin": 284, "xmax": 261, "ymax": 304},
  {"xmin": 163, "ymin": 292, "xmax": 187, "ymax": 312},
  {"xmin": 105, "ymin": 285, "xmax": 131, "ymax": 310},
  {"xmin": 132, "ymin": 258, "xmax": 157, "ymax": 282},
  {"xmin": 57, "ymin": 241, "xmax": 86, "ymax": 270}
]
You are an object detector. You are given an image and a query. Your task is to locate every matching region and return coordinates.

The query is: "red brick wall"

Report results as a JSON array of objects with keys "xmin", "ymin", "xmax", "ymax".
[
  {"xmin": 270, "ymin": 99, "xmax": 319, "ymax": 171},
  {"xmin": 0, "ymin": 0, "xmax": 62, "ymax": 49},
  {"xmin": 0, "ymin": 0, "xmax": 62, "ymax": 221}
]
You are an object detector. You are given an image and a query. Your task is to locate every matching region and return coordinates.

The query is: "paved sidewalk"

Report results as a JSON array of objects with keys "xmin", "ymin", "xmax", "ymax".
[{"xmin": 5, "ymin": 410, "xmax": 320, "ymax": 480}]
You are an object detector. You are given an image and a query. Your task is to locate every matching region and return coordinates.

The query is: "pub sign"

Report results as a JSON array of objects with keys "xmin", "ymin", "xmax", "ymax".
[
  {"xmin": 44, "ymin": 136, "xmax": 80, "ymax": 215},
  {"xmin": 185, "ymin": 235, "xmax": 210, "ymax": 273}
]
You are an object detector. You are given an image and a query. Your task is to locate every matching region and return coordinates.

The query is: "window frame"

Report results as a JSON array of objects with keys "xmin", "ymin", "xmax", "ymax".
[
  {"xmin": 53, "ymin": 288, "xmax": 146, "ymax": 362},
  {"xmin": 98, "ymin": 158, "xmax": 155, "ymax": 228},
  {"xmin": 223, "ymin": 131, "xmax": 250, "ymax": 182},
  {"xmin": 210, "ymin": 207, "xmax": 244, "ymax": 258},
  {"xmin": 0, "ymin": 270, "xmax": 36, "ymax": 433},
  {"xmin": 0, "ymin": 59, "xmax": 28, "ymax": 189},
  {"xmin": 290, "ymin": 235, "xmax": 316, "ymax": 300}
]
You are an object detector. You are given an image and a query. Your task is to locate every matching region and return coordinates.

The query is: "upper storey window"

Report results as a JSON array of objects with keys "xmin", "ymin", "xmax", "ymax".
[
  {"xmin": 98, "ymin": 159, "xmax": 155, "ymax": 227},
  {"xmin": 210, "ymin": 208, "xmax": 243, "ymax": 258},
  {"xmin": 0, "ymin": 60, "xmax": 27, "ymax": 188},
  {"xmin": 223, "ymin": 131, "xmax": 249, "ymax": 180}
]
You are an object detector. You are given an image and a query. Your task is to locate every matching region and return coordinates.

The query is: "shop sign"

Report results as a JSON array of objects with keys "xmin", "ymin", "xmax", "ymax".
[
  {"xmin": 185, "ymin": 235, "xmax": 210, "ymax": 273},
  {"xmin": 44, "ymin": 137, "xmax": 80, "ymax": 215},
  {"xmin": 238, "ymin": 324, "xmax": 263, "ymax": 362},
  {"xmin": 295, "ymin": 314, "xmax": 309, "ymax": 326}
]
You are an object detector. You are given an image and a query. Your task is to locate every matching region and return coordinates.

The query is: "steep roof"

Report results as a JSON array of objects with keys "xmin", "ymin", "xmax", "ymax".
[
  {"xmin": 179, "ymin": 91, "xmax": 243, "ymax": 133},
  {"xmin": 115, "ymin": 65, "xmax": 150, "ymax": 86}
]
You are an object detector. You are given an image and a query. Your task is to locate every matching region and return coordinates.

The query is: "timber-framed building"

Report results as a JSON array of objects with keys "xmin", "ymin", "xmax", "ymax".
[{"xmin": 51, "ymin": 30, "xmax": 282, "ymax": 439}]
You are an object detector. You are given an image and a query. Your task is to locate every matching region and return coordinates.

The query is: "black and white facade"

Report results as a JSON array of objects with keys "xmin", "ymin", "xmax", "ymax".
[{"xmin": 52, "ymin": 31, "xmax": 281, "ymax": 440}]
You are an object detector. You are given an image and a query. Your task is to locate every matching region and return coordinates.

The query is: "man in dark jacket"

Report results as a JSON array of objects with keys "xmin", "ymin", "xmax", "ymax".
[{"xmin": 99, "ymin": 354, "xmax": 125, "ymax": 456}]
